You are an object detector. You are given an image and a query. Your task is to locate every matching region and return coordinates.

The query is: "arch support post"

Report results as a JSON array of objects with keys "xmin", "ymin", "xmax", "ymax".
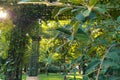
[
  {"xmin": 27, "ymin": 36, "xmax": 41, "ymax": 80},
  {"xmin": 27, "ymin": 20, "xmax": 41, "ymax": 80}
]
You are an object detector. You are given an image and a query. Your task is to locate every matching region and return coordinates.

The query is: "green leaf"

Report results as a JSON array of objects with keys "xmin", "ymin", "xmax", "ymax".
[
  {"xmin": 83, "ymin": 75, "xmax": 89, "ymax": 80},
  {"xmin": 87, "ymin": 11, "xmax": 97, "ymax": 20},
  {"xmin": 76, "ymin": 34, "xmax": 89, "ymax": 41},
  {"xmin": 75, "ymin": 56, "xmax": 81, "ymax": 63},
  {"xmin": 106, "ymin": 52, "xmax": 120, "ymax": 63},
  {"xmin": 52, "ymin": 7, "xmax": 60, "ymax": 18},
  {"xmin": 82, "ymin": 10, "xmax": 91, "ymax": 17},
  {"xmin": 68, "ymin": 0, "xmax": 83, "ymax": 4},
  {"xmin": 47, "ymin": 53, "xmax": 54, "ymax": 64},
  {"xmin": 87, "ymin": 46, "xmax": 97, "ymax": 54},
  {"xmin": 77, "ymin": 27, "xmax": 87, "ymax": 34},
  {"xmin": 75, "ymin": 12, "xmax": 85, "ymax": 21},
  {"xmin": 95, "ymin": 7, "xmax": 106, "ymax": 14},
  {"xmin": 71, "ymin": 6, "xmax": 83, "ymax": 13},
  {"xmin": 117, "ymin": 16, "xmax": 120, "ymax": 23},
  {"xmin": 86, "ymin": 58, "xmax": 100, "ymax": 74},
  {"xmin": 116, "ymin": 26, "xmax": 120, "ymax": 31},
  {"xmin": 69, "ymin": 35, "xmax": 74, "ymax": 41},
  {"xmin": 55, "ymin": 7, "xmax": 73, "ymax": 18},
  {"xmin": 56, "ymin": 27, "xmax": 71, "ymax": 35},
  {"xmin": 56, "ymin": 43, "xmax": 65, "ymax": 52},
  {"xmin": 70, "ymin": 18, "xmax": 78, "ymax": 26},
  {"xmin": 101, "ymin": 67, "xmax": 108, "ymax": 74},
  {"xmin": 89, "ymin": 0, "xmax": 98, "ymax": 6},
  {"xmin": 107, "ymin": 76, "xmax": 120, "ymax": 80},
  {"xmin": 72, "ymin": 21, "xmax": 80, "ymax": 36},
  {"xmin": 102, "ymin": 60, "xmax": 119, "ymax": 69}
]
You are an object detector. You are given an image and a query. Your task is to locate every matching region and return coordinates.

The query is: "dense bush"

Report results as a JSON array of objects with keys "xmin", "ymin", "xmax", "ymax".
[
  {"xmin": 39, "ymin": 65, "xmax": 64, "ymax": 73},
  {"xmin": 48, "ymin": 65, "xmax": 60, "ymax": 73}
]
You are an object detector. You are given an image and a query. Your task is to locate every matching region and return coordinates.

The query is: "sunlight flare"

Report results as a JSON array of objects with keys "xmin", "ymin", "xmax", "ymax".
[{"xmin": 0, "ymin": 8, "xmax": 7, "ymax": 19}]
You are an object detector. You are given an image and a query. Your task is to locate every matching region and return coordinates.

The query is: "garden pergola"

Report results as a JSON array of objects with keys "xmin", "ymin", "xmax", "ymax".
[{"xmin": 2, "ymin": 1, "xmax": 72, "ymax": 80}]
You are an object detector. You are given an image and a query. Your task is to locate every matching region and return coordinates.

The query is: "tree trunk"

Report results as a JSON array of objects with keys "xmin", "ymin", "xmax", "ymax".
[
  {"xmin": 5, "ymin": 54, "xmax": 22, "ymax": 80},
  {"xmin": 59, "ymin": 61, "xmax": 62, "ymax": 73},
  {"xmin": 45, "ymin": 64, "xmax": 49, "ymax": 76},
  {"xmin": 78, "ymin": 64, "xmax": 81, "ymax": 74},
  {"xmin": 63, "ymin": 54, "xmax": 67, "ymax": 80}
]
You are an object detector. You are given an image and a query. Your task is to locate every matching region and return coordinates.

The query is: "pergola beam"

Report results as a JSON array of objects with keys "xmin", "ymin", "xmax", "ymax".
[{"xmin": 17, "ymin": 1, "xmax": 70, "ymax": 7}]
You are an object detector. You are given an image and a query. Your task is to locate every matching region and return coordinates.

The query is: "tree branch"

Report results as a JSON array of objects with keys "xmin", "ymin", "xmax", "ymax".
[{"xmin": 95, "ymin": 43, "xmax": 120, "ymax": 80}]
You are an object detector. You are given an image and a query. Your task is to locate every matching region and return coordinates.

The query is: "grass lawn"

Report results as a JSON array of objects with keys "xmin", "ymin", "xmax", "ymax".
[
  {"xmin": 1, "ymin": 73, "xmax": 82, "ymax": 80},
  {"xmin": 22, "ymin": 73, "xmax": 63, "ymax": 80},
  {"xmin": 66, "ymin": 75, "xmax": 82, "ymax": 80},
  {"xmin": 22, "ymin": 73, "xmax": 82, "ymax": 80},
  {"xmin": 39, "ymin": 73, "xmax": 63, "ymax": 80}
]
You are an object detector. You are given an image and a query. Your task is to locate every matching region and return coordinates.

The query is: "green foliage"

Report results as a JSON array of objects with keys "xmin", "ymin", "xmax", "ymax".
[
  {"xmin": 0, "ymin": 18, "xmax": 13, "ymax": 58},
  {"xmin": 48, "ymin": 65, "xmax": 60, "ymax": 73},
  {"xmin": 85, "ymin": 58, "xmax": 100, "ymax": 74},
  {"xmin": 0, "ymin": 18, "xmax": 14, "ymax": 78},
  {"xmin": 117, "ymin": 16, "xmax": 120, "ymax": 23},
  {"xmin": 54, "ymin": 0, "xmax": 120, "ymax": 80}
]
